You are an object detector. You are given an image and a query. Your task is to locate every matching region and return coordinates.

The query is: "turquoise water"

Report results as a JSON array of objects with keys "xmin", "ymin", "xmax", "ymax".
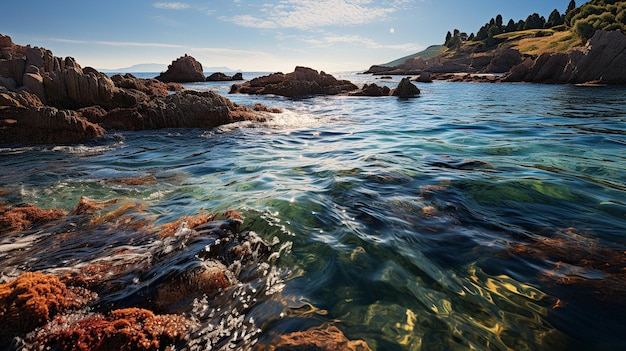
[{"xmin": 1, "ymin": 74, "xmax": 626, "ymax": 350}]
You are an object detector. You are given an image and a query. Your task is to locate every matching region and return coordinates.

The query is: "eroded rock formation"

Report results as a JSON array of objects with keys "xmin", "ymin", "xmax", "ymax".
[
  {"xmin": 0, "ymin": 35, "xmax": 274, "ymax": 144},
  {"xmin": 155, "ymin": 54, "xmax": 205, "ymax": 83}
]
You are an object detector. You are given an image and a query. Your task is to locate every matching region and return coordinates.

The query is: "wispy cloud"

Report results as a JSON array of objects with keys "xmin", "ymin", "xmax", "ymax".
[
  {"xmin": 153, "ymin": 2, "xmax": 190, "ymax": 10},
  {"xmin": 225, "ymin": 0, "xmax": 399, "ymax": 30},
  {"xmin": 49, "ymin": 38, "xmax": 185, "ymax": 49},
  {"xmin": 304, "ymin": 34, "xmax": 421, "ymax": 51}
]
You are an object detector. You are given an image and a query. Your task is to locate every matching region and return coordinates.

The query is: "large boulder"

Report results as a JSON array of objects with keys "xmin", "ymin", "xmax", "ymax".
[
  {"xmin": 392, "ymin": 77, "xmax": 420, "ymax": 97},
  {"xmin": 155, "ymin": 54, "xmax": 205, "ymax": 83}
]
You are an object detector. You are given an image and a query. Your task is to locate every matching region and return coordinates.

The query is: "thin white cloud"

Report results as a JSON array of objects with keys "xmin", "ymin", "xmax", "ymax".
[
  {"xmin": 189, "ymin": 46, "xmax": 275, "ymax": 59},
  {"xmin": 153, "ymin": 2, "xmax": 190, "ymax": 10},
  {"xmin": 305, "ymin": 34, "xmax": 422, "ymax": 51},
  {"xmin": 225, "ymin": 0, "xmax": 398, "ymax": 30},
  {"xmin": 49, "ymin": 38, "xmax": 185, "ymax": 49}
]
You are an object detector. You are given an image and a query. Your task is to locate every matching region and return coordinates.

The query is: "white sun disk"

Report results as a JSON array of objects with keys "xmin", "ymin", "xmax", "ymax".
[{"xmin": 390, "ymin": 28, "xmax": 395, "ymax": 34}]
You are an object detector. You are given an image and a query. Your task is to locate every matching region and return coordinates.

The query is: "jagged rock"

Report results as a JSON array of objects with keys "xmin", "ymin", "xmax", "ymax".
[
  {"xmin": 392, "ymin": 77, "xmax": 420, "ymax": 97},
  {"xmin": 0, "ymin": 35, "xmax": 275, "ymax": 144},
  {"xmin": 22, "ymin": 72, "xmax": 46, "ymax": 103},
  {"xmin": 0, "ymin": 103, "xmax": 105, "ymax": 144},
  {"xmin": 231, "ymin": 66, "xmax": 359, "ymax": 97},
  {"xmin": 486, "ymin": 49, "xmax": 523, "ymax": 73},
  {"xmin": 503, "ymin": 30, "xmax": 626, "ymax": 84},
  {"xmin": 155, "ymin": 54, "xmax": 205, "ymax": 83},
  {"xmin": 43, "ymin": 67, "xmax": 120, "ymax": 109},
  {"xmin": 349, "ymin": 83, "xmax": 391, "ymax": 97},
  {"xmin": 0, "ymin": 90, "xmax": 43, "ymax": 108},
  {"xmin": 414, "ymin": 72, "xmax": 433, "ymax": 83}
]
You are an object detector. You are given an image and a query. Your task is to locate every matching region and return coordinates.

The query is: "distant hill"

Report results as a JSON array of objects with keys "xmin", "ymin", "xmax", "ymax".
[
  {"xmin": 99, "ymin": 63, "xmax": 235, "ymax": 73},
  {"xmin": 99, "ymin": 63, "xmax": 167, "ymax": 73},
  {"xmin": 380, "ymin": 45, "xmax": 446, "ymax": 67}
]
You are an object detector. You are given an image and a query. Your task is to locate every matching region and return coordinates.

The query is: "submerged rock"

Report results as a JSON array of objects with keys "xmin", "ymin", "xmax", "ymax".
[{"xmin": 265, "ymin": 324, "xmax": 372, "ymax": 351}]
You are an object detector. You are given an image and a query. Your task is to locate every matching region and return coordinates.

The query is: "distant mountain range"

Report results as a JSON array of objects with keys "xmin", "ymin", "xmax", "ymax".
[{"xmin": 98, "ymin": 63, "xmax": 236, "ymax": 73}]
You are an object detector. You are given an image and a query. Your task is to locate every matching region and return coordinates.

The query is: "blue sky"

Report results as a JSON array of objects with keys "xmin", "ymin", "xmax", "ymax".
[{"xmin": 1, "ymin": 0, "xmax": 583, "ymax": 72}]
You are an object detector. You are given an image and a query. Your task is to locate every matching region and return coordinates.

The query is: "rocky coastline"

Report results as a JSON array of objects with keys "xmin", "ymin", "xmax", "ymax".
[
  {"xmin": 230, "ymin": 66, "xmax": 420, "ymax": 98},
  {"xmin": 0, "ymin": 35, "xmax": 275, "ymax": 145},
  {"xmin": 366, "ymin": 30, "xmax": 626, "ymax": 85}
]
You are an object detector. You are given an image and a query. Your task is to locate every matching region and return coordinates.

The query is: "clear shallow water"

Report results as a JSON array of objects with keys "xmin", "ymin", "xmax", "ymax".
[{"xmin": 1, "ymin": 74, "xmax": 626, "ymax": 350}]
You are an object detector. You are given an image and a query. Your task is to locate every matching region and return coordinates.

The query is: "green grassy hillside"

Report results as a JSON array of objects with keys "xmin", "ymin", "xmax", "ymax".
[{"xmin": 380, "ymin": 45, "xmax": 446, "ymax": 67}]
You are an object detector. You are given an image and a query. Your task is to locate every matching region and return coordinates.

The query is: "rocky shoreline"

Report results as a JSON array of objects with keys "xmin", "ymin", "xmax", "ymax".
[
  {"xmin": 0, "ymin": 35, "xmax": 276, "ymax": 145},
  {"xmin": 366, "ymin": 30, "xmax": 626, "ymax": 85},
  {"xmin": 1, "ymin": 34, "xmax": 423, "ymax": 146}
]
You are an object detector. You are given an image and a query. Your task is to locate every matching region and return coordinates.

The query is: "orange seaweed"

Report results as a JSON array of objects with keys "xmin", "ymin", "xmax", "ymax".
[
  {"xmin": 263, "ymin": 324, "xmax": 372, "ymax": 351},
  {"xmin": 0, "ymin": 203, "xmax": 66, "ymax": 234},
  {"xmin": 0, "ymin": 272, "xmax": 97, "ymax": 343},
  {"xmin": 36, "ymin": 307, "xmax": 195, "ymax": 351}
]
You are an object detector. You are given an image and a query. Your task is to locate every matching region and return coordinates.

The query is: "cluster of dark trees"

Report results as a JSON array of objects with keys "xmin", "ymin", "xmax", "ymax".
[{"xmin": 444, "ymin": 0, "xmax": 626, "ymax": 49}]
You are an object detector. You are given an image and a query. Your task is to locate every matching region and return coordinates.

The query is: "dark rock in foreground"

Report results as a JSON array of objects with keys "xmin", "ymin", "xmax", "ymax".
[{"xmin": 155, "ymin": 54, "xmax": 205, "ymax": 83}]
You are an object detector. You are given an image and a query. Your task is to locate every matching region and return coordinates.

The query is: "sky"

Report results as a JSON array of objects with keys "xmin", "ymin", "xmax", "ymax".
[{"xmin": 1, "ymin": 0, "xmax": 585, "ymax": 73}]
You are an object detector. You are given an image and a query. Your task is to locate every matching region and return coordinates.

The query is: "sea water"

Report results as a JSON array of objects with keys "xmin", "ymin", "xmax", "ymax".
[{"xmin": 1, "ymin": 73, "xmax": 625, "ymax": 350}]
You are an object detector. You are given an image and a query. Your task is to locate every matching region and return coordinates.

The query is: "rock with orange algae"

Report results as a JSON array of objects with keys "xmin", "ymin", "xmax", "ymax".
[
  {"xmin": 510, "ymin": 228, "xmax": 626, "ymax": 303},
  {"xmin": 264, "ymin": 324, "xmax": 372, "ymax": 351},
  {"xmin": 34, "ymin": 307, "xmax": 195, "ymax": 351},
  {"xmin": 0, "ymin": 202, "xmax": 66, "ymax": 234},
  {"xmin": 71, "ymin": 196, "xmax": 119, "ymax": 216},
  {"xmin": 0, "ymin": 272, "xmax": 97, "ymax": 344},
  {"xmin": 159, "ymin": 209, "xmax": 243, "ymax": 238}
]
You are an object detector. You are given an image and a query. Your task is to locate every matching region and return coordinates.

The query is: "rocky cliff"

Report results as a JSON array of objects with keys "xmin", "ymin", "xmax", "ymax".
[
  {"xmin": 503, "ymin": 30, "xmax": 626, "ymax": 84},
  {"xmin": 0, "ymin": 35, "xmax": 272, "ymax": 145}
]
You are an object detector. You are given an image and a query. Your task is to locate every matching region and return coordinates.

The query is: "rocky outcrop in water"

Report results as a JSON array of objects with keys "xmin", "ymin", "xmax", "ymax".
[
  {"xmin": 230, "ymin": 66, "xmax": 360, "ymax": 97},
  {"xmin": 155, "ymin": 54, "xmax": 205, "ymax": 83},
  {"xmin": 206, "ymin": 72, "xmax": 244, "ymax": 81},
  {"xmin": 392, "ymin": 77, "xmax": 421, "ymax": 97},
  {"xmin": 0, "ymin": 34, "xmax": 275, "ymax": 144}
]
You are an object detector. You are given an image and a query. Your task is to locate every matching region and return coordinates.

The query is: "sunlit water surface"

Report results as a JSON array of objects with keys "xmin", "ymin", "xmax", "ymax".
[{"xmin": 1, "ymin": 73, "xmax": 626, "ymax": 350}]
